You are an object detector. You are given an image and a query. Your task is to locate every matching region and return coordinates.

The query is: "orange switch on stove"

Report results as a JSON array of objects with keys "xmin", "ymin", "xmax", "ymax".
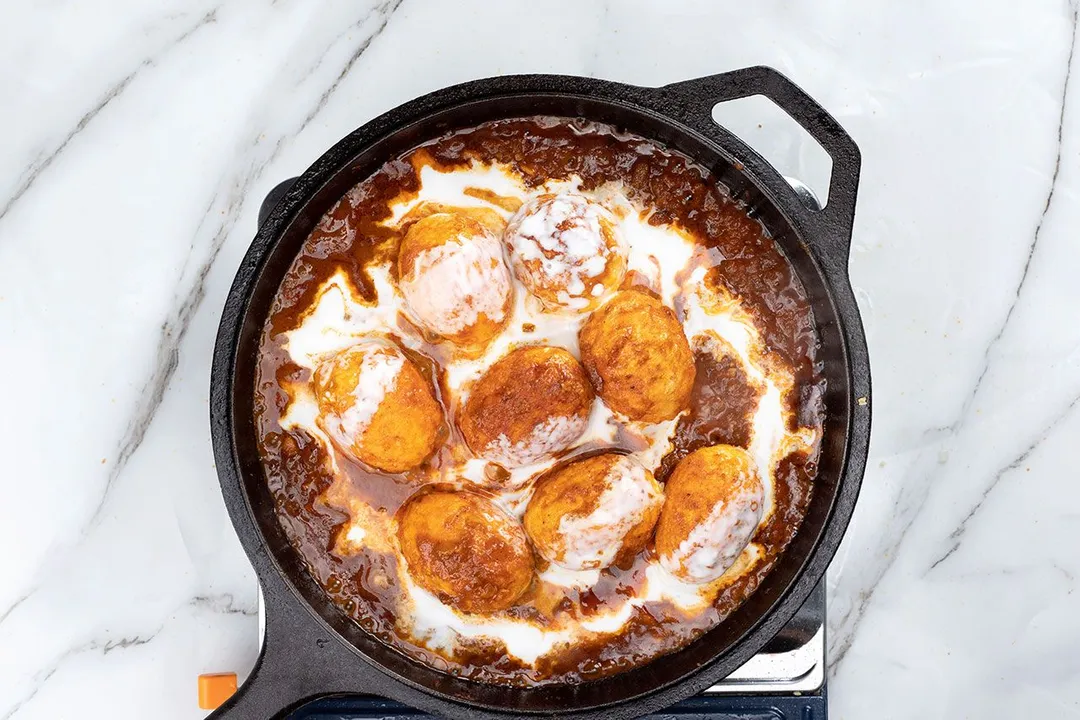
[{"xmin": 198, "ymin": 672, "xmax": 238, "ymax": 710}]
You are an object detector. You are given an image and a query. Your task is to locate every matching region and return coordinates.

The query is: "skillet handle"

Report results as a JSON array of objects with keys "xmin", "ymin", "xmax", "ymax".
[
  {"xmin": 207, "ymin": 646, "xmax": 309, "ymax": 719},
  {"xmin": 206, "ymin": 596, "xmax": 330, "ymax": 720},
  {"xmin": 205, "ymin": 576, "xmax": 383, "ymax": 719},
  {"xmin": 658, "ymin": 66, "xmax": 861, "ymax": 260}
]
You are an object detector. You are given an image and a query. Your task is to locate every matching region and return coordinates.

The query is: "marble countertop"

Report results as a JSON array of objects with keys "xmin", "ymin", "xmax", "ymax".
[{"xmin": 2, "ymin": 0, "xmax": 1078, "ymax": 717}]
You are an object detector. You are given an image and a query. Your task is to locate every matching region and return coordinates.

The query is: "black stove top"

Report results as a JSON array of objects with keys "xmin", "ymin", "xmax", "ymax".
[{"xmin": 289, "ymin": 692, "xmax": 825, "ymax": 720}]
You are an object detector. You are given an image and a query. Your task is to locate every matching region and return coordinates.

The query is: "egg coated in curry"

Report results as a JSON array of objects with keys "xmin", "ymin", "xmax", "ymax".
[
  {"xmin": 313, "ymin": 341, "xmax": 444, "ymax": 474},
  {"xmin": 579, "ymin": 288, "xmax": 696, "ymax": 423},
  {"xmin": 458, "ymin": 345, "xmax": 594, "ymax": 468},
  {"xmin": 396, "ymin": 488, "xmax": 534, "ymax": 614}
]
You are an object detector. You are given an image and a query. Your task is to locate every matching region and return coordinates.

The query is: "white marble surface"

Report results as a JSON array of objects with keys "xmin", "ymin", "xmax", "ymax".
[{"xmin": 2, "ymin": 0, "xmax": 1078, "ymax": 717}]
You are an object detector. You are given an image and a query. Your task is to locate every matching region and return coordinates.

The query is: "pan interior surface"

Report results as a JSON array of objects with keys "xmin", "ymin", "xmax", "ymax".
[{"xmin": 228, "ymin": 93, "xmax": 852, "ymax": 712}]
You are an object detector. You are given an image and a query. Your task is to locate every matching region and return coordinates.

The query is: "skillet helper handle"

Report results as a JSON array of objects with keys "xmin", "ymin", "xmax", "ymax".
[
  {"xmin": 659, "ymin": 66, "xmax": 861, "ymax": 257},
  {"xmin": 205, "ymin": 576, "xmax": 378, "ymax": 719},
  {"xmin": 206, "ymin": 652, "xmax": 301, "ymax": 720},
  {"xmin": 206, "ymin": 607, "xmax": 325, "ymax": 720},
  {"xmin": 259, "ymin": 177, "xmax": 301, "ymax": 229}
]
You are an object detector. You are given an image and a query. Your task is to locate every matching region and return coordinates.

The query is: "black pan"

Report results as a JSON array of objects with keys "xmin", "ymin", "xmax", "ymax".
[{"xmin": 209, "ymin": 66, "xmax": 870, "ymax": 719}]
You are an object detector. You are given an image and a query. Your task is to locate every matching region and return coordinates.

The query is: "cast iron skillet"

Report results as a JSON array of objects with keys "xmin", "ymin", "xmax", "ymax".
[{"xmin": 209, "ymin": 66, "xmax": 870, "ymax": 719}]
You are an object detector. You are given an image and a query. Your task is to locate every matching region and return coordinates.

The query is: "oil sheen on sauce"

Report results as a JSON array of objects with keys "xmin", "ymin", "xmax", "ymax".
[{"xmin": 254, "ymin": 117, "xmax": 825, "ymax": 686}]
